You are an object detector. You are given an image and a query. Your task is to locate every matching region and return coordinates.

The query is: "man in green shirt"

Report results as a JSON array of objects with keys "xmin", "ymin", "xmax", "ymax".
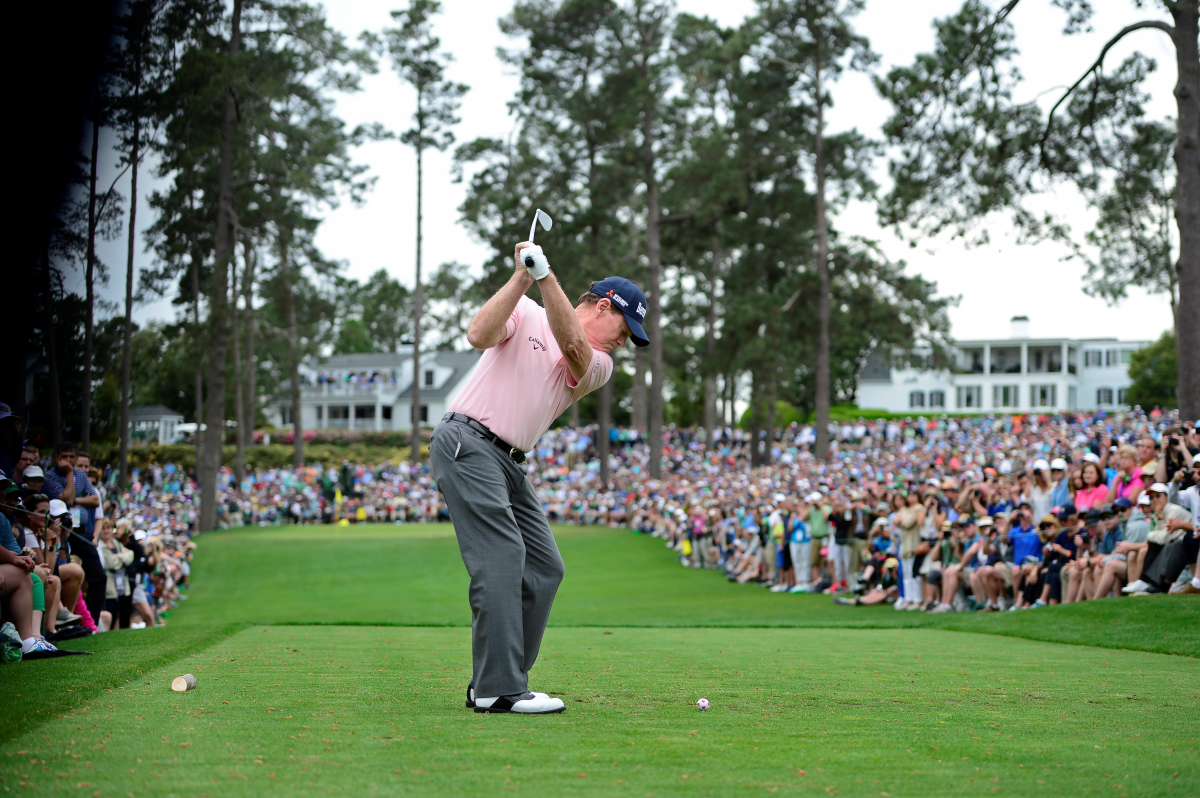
[{"xmin": 806, "ymin": 492, "xmax": 832, "ymax": 585}]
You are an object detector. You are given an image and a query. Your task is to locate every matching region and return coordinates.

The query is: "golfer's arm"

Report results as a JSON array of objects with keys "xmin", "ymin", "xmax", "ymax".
[
  {"xmin": 537, "ymin": 271, "xmax": 591, "ymax": 381},
  {"xmin": 467, "ymin": 271, "xmax": 533, "ymax": 350}
]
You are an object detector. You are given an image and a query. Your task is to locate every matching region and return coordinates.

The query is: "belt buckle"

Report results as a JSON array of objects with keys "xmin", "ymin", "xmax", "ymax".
[{"xmin": 508, "ymin": 447, "xmax": 526, "ymax": 465}]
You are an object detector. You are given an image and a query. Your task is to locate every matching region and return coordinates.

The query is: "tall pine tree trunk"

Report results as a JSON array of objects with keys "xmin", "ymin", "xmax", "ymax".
[
  {"xmin": 81, "ymin": 120, "xmax": 99, "ymax": 451},
  {"xmin": 632, "ymin": 346, "xmax": 647, "ymax": 428},
  {"xmin": 117, "ymin": 82, "xmax": 141, "ymax": 489},
  {"xmin": 242, "ymin": 235, "xmax": 257, "ymax": 446},
  {"xmin": 726, "ymin": 370, "xmax": 735, "ymax": 426},
  {"xmin": 747, "ymin": 372, "xmax": 761, "ymax": 468},
  {"xmin": 643, "ymin": 118, "xmax": 664, "ymax": 480},
  {"xmin": 703, "ymin": 241, "xmax": 719, "ymax": 449},
  {"xmin": 812, "ymin": 46, "xmax": 832, "ymax": 461},
  {"xmin": 411, "ymin": 136, "xmax": 424, "ymax": 464},
  {"xmin": 762, "ymin": 363, "xmax": 777, "ymax": 466},
  {"xmin": 231, "ymin": 254, "xmax": 246, "ymax": 482},
  {"xmin": 1172, "ymin": 0, "xmax": 1200, "ymax": 418},
  {"xmin": 199, "ymin": 0, "xmax": 243, "ymax": 532},
  {"xmin": 279, "ymin": 227, "xmax": 303, "ymax": 470},
  {"xmin": 597, "ymin": 367, "xmax": 612, "ymax": 487},
  {"xmin": 42, "ymin": 250, "xmax": 63, "ymax": 446},
  {"xmin": 190, "ymin": 242, "xmax": 204, "ymax": 464}
]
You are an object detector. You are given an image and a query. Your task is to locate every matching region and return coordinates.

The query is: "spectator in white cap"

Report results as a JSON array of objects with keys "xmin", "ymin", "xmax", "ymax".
[
  {"xmin": 22, "ymin": 465, "xmax": 44, "ymax": 492},
  {"xmin": 1028, "ymin": 458, "xmax": 1056, "ymax": 522},
  {"xmin": 1123, "ymin": 480, "xmax": 1190, "ymax": 590},
  {"xmin": 1049, "ymin": 457, "xmax": 1071, "ymax": 507},
  {"xmin": 1122, "ymin": 483, "xmax": 1194, "ymax": 594}
]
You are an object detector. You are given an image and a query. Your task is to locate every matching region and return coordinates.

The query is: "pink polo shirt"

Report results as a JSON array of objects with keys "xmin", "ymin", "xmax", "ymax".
[{"xmin": 449, "ymin": 295, "xmax": 613, "ymax": 452}]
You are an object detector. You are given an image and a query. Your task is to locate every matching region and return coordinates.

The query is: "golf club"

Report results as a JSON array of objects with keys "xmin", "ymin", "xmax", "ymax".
[{"xmin": 519, "ymin": 209, "xmax": 553, "ymax": 279}]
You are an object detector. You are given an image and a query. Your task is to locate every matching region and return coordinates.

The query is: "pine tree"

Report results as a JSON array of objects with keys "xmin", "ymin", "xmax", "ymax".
[
  {"xmin": 876, "ymin": 0, "xmax": 1199, "ymax": 416},
  {"xmin": 376, "ymin": 0, "xmax": 468, "ymax": 463}
]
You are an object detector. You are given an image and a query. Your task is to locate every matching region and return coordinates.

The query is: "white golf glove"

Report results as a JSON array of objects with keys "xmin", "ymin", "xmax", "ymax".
[{"xmin": 518, "ymin": 245, "xmax": 551, "ymax": 281}]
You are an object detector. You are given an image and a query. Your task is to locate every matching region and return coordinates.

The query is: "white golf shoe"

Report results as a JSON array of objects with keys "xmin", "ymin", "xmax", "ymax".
[
  {"xmin": 473, "ymin": 692, "xmax": 565, "ymax": 714},
  {"xmin": 466, "ymin": 684, "xmax": 549, "ymax": 709}
]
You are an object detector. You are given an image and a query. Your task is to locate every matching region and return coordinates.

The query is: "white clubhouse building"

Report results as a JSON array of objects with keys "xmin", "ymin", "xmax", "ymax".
[
  {"xmin": 269, "ymin": 347, "xmax": 482, "ymax": 432},
  {"xmin": 857, "ymin": 317, "xmax": 1150, "ymax": 414}
]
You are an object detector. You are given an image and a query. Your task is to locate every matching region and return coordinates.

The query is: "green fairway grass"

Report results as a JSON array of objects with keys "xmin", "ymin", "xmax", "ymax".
[
  {"xmin": 2, "ymin": 523, "xmax": 1197, "ymax": 797},
  {"xmin": 177, "ymin": 524, "xmax": 1200, "ymax": 657}
]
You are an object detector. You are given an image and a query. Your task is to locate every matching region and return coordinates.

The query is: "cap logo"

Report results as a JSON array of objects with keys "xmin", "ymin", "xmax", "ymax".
[
  {"xmin": 605, "ymin": 289, "xmax": 629, "ymax": 309},
  {"xmin": 636, "ymin": 302, "xmax": 646, "ymax": 319}
]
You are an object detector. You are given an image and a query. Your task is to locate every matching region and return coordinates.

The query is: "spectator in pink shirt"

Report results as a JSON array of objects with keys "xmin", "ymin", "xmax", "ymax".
[{"xmin": 1074, "ymin": 462, "xmax": 1109, "ymax": 510}]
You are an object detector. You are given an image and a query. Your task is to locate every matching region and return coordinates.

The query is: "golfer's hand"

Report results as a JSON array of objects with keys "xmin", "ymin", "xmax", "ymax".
[{"xmin": 513, "ymin": 241, "xmax": 534, "ymax": 275}]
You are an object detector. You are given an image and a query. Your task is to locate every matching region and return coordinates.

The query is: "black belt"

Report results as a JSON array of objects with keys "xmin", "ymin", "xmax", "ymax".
[{"xmin": 443, "ymin": 412, "xmax": 527, "ymax": 464}]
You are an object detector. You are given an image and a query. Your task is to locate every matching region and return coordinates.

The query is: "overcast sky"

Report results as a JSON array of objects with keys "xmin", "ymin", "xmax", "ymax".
[{"xmin": 86, "ymin": 0, "xmax": 1180, "ymax": 344}]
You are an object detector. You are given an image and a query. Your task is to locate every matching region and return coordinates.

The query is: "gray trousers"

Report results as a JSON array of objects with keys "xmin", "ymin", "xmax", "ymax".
[{"xmin": 431, "ymin": 418, "xmax": 565, "ymax": 698}]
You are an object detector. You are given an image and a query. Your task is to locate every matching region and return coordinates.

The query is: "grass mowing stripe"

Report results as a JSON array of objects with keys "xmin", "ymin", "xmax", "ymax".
[
  {"xmin": 4, "ymin": 625, "xmax": 1196, "ymax": 797},
  {"xmin": 0, "ymin": 622, "xmax": 246, "ymax": 745},
  {"xmin": 177, "ymin": 523, "xmax": 1200, "ymax": 657}
]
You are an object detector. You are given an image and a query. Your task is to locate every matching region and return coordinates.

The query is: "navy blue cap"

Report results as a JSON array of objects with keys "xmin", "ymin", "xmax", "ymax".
[
  {"xmin": 1054, "ymin": 502, "xmax": 1079, "ymax": 520},
  {"xmin": 1113, "ymin": 497, "xmax": 1133, "ymax": 509},
  {"xmin": 589, "ymin": 277, "xmax": 648, "ymax": 347}
]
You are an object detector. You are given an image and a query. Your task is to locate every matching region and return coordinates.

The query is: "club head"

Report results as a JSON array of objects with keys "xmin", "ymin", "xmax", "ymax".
[{"xmin": 528, "ymin": 208, "xmax": 553, "ymax": 242}]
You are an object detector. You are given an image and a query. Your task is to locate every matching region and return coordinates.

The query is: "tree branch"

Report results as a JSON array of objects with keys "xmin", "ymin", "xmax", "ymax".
[{"xmin": 1039, "ymin": 19, "xmax": 1175, "ymax": 169}]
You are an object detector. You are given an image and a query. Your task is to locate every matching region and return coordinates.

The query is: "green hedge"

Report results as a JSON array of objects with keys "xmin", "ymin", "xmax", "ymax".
[{"xmin": 88, "ymin": 441, "xmax": 425, "ymax": 471}]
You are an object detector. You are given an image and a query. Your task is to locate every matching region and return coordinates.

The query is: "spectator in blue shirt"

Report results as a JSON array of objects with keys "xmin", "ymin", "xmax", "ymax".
[
  {"xmin": 41, "ymin": 441, "xmax": 106, "ymax": 621},
  {"xmin": 1008, "ymin": 508, "xmax": 1043, "ymax": 609},
  {"xmin": 42, "ymin": 442, "xmax": 99, "ymax": 537}
]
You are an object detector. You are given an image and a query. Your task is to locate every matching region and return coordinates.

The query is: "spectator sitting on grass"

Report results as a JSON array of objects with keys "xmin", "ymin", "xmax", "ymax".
[
  {"xmin": 41, "ymin": 441, "xmax": 106, "ymax": 623},
  {"xmin": 1063, "ymin": 505, "xmax": 1116, "ymax": 602},
  {"xmin": 1121, "ymin": 480, "xmax": 1198, "ymax": 595},
  {"xmin": 96, "ymin": 518, "xmax": 134, "ymax": 632},
  {"xmin": 921, "ymin": 520, "xmax": 960, "ymax": 610},
  {"xmin": 0, "ymin": 472, "xmax": 56, "ymax": 654},
  {"xmin": 928, "ymin": 516, "xmax": 986, "ymax": 613},
  {"xmin": 1122, "ymin": 483, "xmax": 1191, "ymax": 589},
  {"xmin": 834, "ymin": 557, "xmax": 899, "ymax": 606},
  {"xmin": 1062, "ymin": 521, "xmax": 1098, "ymax": 603},
  {"xmin": 1094, "ymin": 494, "xmax": 1153, "ymax": 598},
  {"xmin": 116, "ymin": 522, "xmax": 158, "ymax": 627},
  {"xmin": 1009, "ymin": 511, "xmax": 1048, "ymax": 609},
  {"xmin": 1033, "ymin": 503, "xmax": 1081, "ymax": 607},
  {"xmin": 15, "ymin": 494, "xmax": 77, "ymax": 636},
  {"xmin": 971, "ymin": 515, "xmax": 1013, "ymax": 610}
]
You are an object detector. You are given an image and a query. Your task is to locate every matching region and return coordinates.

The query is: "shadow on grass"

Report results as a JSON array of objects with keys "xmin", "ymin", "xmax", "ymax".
[{"xmin": 0, "ymin": 622, "xmax": 246, "ymax": 745}]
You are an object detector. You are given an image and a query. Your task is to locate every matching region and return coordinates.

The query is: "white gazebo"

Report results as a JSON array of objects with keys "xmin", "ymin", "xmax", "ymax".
[{"xmin": 128, "ymin": 405, "xmax": 185, "ymax": 445}]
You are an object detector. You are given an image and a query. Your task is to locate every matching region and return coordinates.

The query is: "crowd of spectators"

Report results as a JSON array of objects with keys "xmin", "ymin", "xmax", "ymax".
[
  {"xmin": 302, "ymin": 370, "xmax": 400, "ymax": 387},
  {"xmin": 534, "ymin": 412, "xmax": 1199, "ymax": 609},
  {"xmin": 3, "ymin": 399, "xmax": 1197, "ymax": 660},
  {"xmin": 1, "ymin": 404, "xmax": 194, "ymax": 659}
]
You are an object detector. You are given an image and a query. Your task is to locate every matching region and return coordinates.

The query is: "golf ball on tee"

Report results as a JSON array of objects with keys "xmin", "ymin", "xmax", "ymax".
[{"xmin": 696, "ymin": 698, "xmax": 709, "ymax": 711}]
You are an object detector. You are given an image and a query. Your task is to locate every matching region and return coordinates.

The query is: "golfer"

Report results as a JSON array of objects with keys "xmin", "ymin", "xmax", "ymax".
[{"xmin": 432, "ymin": 240, "xmax": 648, "ymax": 714}]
